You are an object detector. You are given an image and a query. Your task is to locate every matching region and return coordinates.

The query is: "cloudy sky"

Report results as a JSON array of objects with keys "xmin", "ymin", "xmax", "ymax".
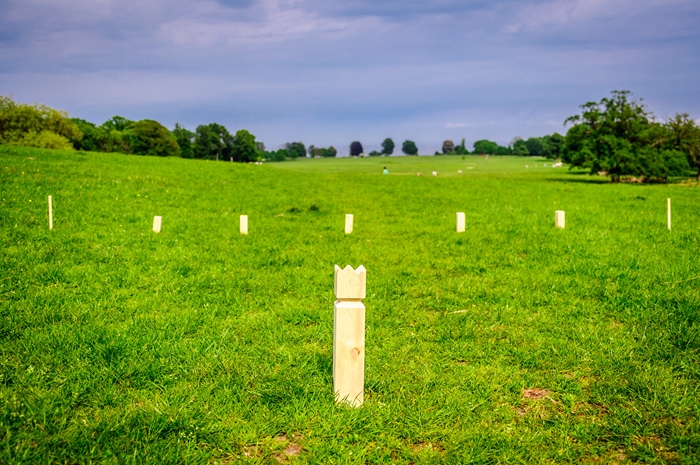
[{"xmin": 1, "ymin": 0, "xmax": 699, "ymax": 154}]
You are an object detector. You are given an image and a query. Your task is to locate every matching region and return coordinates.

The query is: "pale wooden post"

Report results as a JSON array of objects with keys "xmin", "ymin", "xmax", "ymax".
[
  {"xmin": 240, "ymin": 215, "xmax": 248, "ymax": 235},
  {"xmin": 555, "ymin": 210, "xmax": 565, "ymax": 229},
  {"xmin": 153, "ymin": 216, "xmax": 162, "ymax": 233},
  {"xmin": 667, "ymin": 198, "xmax": 671, "ymax": 230},
  {"xmin": 345, "ymin": 214, "xmax": 353, "ymax": 234},
  {"xmin": 48, "ymin": 195, "xmax": 53, "ymax": 230},
  {"xmin": 333, "ymin": 265, "xmax": 366, "ymax": 407},
  {"xmin": 456, "ymin": 212, "xmax": 465, "ymax": 233}
]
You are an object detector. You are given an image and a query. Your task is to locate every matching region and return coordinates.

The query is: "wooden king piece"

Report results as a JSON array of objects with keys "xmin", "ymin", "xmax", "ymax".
[{"xmin": 333, "ymin": 264, "xmax": 366, "ymax": 407}]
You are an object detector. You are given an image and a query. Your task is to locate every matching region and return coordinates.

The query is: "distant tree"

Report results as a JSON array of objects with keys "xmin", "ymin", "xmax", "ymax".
[
  {"xmin": 665, "ymin": 113, "xmax": 700, "ymax": 180},
  {"xmin": 369, "ymin": 150, "xmax": 381, "ymax": 156},
  {"xmin": 126, "ymin": 120, "xmax": 180, "ymax": 157},
  {"xmin": 284, "ymin": 142, "xmax": 306, "ymax": 159},
  {"xmin": 101, "ymin": 116, "xmax": 134, "ymax": 132},
  {"xmin": 542, "ymin": 133, "xmax": 565, "ymax": 159},
  {"xmin": 0, "ymin": 95, "xmax": 82, "ymax": 150},
  {"xmin": 193, "ymin": 123, "xmax": 233, "ymax": 160},
  {"xmin": 255, "ymin": 141, "xmax": 265, "ymax": 152},
  {"xmin": 231, "ymin": 129, "xmax": 258, "ymax": 162},
  {"xmin": 454, "ymin": 138, "xmax": 469, "ymax": 155},
  {"xmin": 496, "ymin": 145, "xmax": 511, "ymax": 155},
  {"xmin": 71, "ymin": 118, "xmax": 108, "ymax": 152},
  {"xmin": 512, "ymin": 138, "xmax": 529, "ymax": 156},
  {"xmin": 327, "ymin": 146, "xmax": 338, "ymax": 158},
  {"xmin": 172, "ymin": 123, "xmax": 195, "ymax": 158},
  {"xmin": 473, "ymin": 139, "xmax": 499, "ymax": 155},
  {"xmin": 307, "ymin": 145, "xmax": 315, "ymax": 157},
  {"xmin": 350, "ymin": 141, "xmax": 363, "ymax": 156},
  {"xmin": 524, "ymin": 137, "xmax": 544, "ymax": 156},
  {"xmin": 402, "ymin": 140, "xmax": 418, "ymax": 155},
  {"xmin": 442, "ymin": 139, "xmax": 455, "ymax": 154},
  {"xmin": 563, "ymin": 90, "xmax": 689, "ymax": 182},
  {"xmin": 381, "ymin": 138, "xmax": 394, "ymax": 155}
]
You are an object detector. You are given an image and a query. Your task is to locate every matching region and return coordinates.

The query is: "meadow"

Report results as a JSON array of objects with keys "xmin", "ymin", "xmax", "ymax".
[{"xmin": 1, "ymin": 145, "xmax": 699, "ymax": 464}]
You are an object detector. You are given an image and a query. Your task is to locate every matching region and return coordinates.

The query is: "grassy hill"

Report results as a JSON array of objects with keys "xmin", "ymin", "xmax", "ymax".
[{"xmin": 1, "ymin": 145, "xmax": 699, "ymax": 463}]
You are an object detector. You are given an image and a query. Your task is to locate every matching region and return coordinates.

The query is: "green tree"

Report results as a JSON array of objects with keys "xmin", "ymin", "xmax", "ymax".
[
  {"xmin": 524, "ymin": 137, "xmax": 544, "ymax": 156},
  {"xmin": 350, "ymin": 141, "xmax": 363, "ymax": 157},
  {"xmin": 285, "ymin": 142, "xmax": 306, "ymax": 159},
  {"xmin": 542, "ymin": 133, "xmax": 565, "ymax": 159},
  {"xmin": 326, "ymin": 146, "xmax": 338, "ymax": 158},
  {"xmin": 101, "ymin": 116, "xmax": 134, "ymax": 132},
  {"xmin": 0, "ymin": 95, "xmax": 82, "ymax": 150},
  {"xmin": 231, "ymin": 129, "xmax": 258, "ymax": 162},
  {"xmin": 381, "ymin": 138, "xmax": 394, "ymax": 155},
  {"xmin": 172, "ymin": 123, "xmax": 195, "ymax": 158},
  {"xmin": 442, "ymin": 139, "xmax": 455, "ymax": 154},
  {"xmin": 126, "ymin": 120, "xmax": 180, "ymax": 157},
  {"xmin": 512, "ymin": 138, "xmax": 529, "ymax": 156},
  {"xmin": 193, "ymin": 123, "xmax": 233, "ymax": 160},
  {"xmin": 665, "ymin": 113, "xmax": 700, "ymax": 180},
  {"xmin": 402, "ymin": 140, "xmax": 418, "ymax": 155},
  {"xmin": 473, "ymin": 139, "xmax": 499, "ymax": 155},
  {"xmin": 564, "ymin": 90, "xmax": 689, "ymax": 182}
]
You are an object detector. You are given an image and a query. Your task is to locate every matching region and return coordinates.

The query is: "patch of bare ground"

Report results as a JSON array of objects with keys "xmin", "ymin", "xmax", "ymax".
[
  {"xmin": 411, "ymin": 441, "xmax": 444, "ymax": 453},
  {"xmin": 522, "ymin": 388, "xmax": 550, "ymax": 400},
  {"xmin": 272, "ymin": 433, "xmax": 304, "ymax": 463},
  {"xmin": 581, "ymin": 448, "xmax": 627, "ymax": 464}
]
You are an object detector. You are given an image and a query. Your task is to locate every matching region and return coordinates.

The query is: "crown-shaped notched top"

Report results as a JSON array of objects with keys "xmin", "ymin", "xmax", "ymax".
[{"xmin": 334, "ymin": 265, "xmax": 366, "ymax": 299}]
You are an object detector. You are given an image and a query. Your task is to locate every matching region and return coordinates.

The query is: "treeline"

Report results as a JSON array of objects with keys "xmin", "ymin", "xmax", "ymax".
[{"xmin": 2, "ymin": 92, "xmax": 700, "ymax": 182}]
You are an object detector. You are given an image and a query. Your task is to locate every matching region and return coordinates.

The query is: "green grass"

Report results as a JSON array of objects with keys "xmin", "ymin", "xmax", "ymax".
[{"xmin": 1, "ymin": 145, "xmax": 699, "ymax": 464}]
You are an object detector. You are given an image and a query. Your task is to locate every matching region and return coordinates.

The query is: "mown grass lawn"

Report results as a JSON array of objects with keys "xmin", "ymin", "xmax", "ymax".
[{"xmin": 1, "ymin": 146, "xmax": 699, "ymax": 464}]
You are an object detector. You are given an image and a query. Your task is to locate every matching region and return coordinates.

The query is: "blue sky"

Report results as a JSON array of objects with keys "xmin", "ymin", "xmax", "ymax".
[{"xmin": 1, "ymin": 0, "xmax": 699, "ymax": 155}]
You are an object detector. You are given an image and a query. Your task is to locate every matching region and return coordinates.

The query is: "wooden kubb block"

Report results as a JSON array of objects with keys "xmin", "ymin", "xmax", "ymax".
[
  {"xmin": 240, "ymin": 215, "xmax": 248, "ymax": 235},
  {"xmin": 456, "ymin": 212, "xmax": 465, "ymax": 233},
  {"xmin": 153, "ymin": 216, "xmax": 162, "ymax": 233},
  {"xmin": 555, "ymin": 210, "xmax": 565, "ymax": 229},
  {"xmin": 333, "ymin": 264, "xmax": 366, "ymax": 407},
  {"xmin": 345, "ymin": 214, "xmax": 353, "ymax": 234}
]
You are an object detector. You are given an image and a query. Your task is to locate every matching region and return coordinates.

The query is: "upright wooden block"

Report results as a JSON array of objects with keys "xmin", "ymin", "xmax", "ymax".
[
  {"xmin": 48, "ymin": 195, "xmax": 53, "ymax": 230},
  {"xmin": 456, "ymin": 212, "xmax": 465, "ymax": 233},
  {"xmin": 345, "ymin": 214, "xmax": 353, "ymax": 234},
  {"xmin": 667, "ymin": 198, "xmax": 671, "ymax": 230},
  {"xmin": 333, "ymin": 264, "xmax": 366, "ymax": 407},
  {"xmin": 240, "ymin": 215, "xmax": 248, "ymax": 235},
  {"xmin": 555, "ymin": 210, "xmax": 565, "ymax": 229},
  {"xmin": 153, "ymin": 216, "xmax": 162, "ymax": 233}
]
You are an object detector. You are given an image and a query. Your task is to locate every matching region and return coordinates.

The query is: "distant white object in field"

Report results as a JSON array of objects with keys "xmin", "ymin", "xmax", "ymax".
[
  {"xmin": 432, "ymin": 171, "xmax": 438, "ymax": 176},
  {"xmin": 544, "ymin": 163, "xmax": 547, "ymax": 167},
  {"xmin": 153, "ymin": 216, "xmax": 162, "ymax": 233},
  {"xmin": 345, "ymin": 214, "xmax": 353, "ymax": 234},
  {"xmin": 456, "ymin": 212, "xmax": 465, "ymax": 233},
  {"xmin": 526, "ymin": 165, "xmax": 529, "ymax": 168},
  {"xmin": 552, "ymin": 162, "xmax": 563, "ymax": 168},
  {"xmin": 555, "ymin": 210, "xmax": 565, "ymax": 229},
  {"xmin": 667, "ymin": 198, "xmax": 671, "ymax": 230},
  {"xmin": 48, "ymin": 195, "xmax": 53, "ymax": 230},
  {"xmin": 458, "ymin": 170, "xmax": 463, "ymax": 174},
  {"xmin": 333, "ymin": 264, "xmax": 366, "ymax": 407},
  {"xmin": 417, "ymin": 172, "xmax": 423, "ymax": 176},
  {"xmin": 240, "ymin": 215, "xmax": 248, "ymax": 235}
]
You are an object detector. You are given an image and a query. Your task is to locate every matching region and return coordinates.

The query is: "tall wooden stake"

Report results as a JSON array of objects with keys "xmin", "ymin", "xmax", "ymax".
[
  {"xmin": 456, "ymin": 212, "xmax": 465, "ymax": 233},
  {"xmin": 667, "ymin": 198, "xmax": 671, "ymax": 230},
  {"xmin": 555, "ymin": 210, "xmax": 565, "ymax": 229},
  {"xmin": 345, "ymin": 214, "xmax": 353, "ymax": 234},
  {"xmin": 333, "ymin": 265, "xmax": 366, "ymax": 407},
  {"xmin": 153, "ymin": 216, "xmax": 162, "ymax": 233},
  {"xmin": 240, "ymin": 215, "xmax": 248, "ymax": 235},
  {"xmin": 48, "ymin": 195, "xmax": 53, "ymax": 230}
]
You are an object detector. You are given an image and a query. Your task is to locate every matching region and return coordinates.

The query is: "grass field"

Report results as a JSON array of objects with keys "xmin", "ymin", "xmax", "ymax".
[{"xmin": 1, "ymin": 145, "xmax": 699, "ymax": 464}]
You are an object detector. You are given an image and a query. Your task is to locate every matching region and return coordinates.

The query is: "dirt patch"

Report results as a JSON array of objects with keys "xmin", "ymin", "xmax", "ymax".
[{"xmin": 522, "ymin": 388, "xmax": 550, "ymax": 400}]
